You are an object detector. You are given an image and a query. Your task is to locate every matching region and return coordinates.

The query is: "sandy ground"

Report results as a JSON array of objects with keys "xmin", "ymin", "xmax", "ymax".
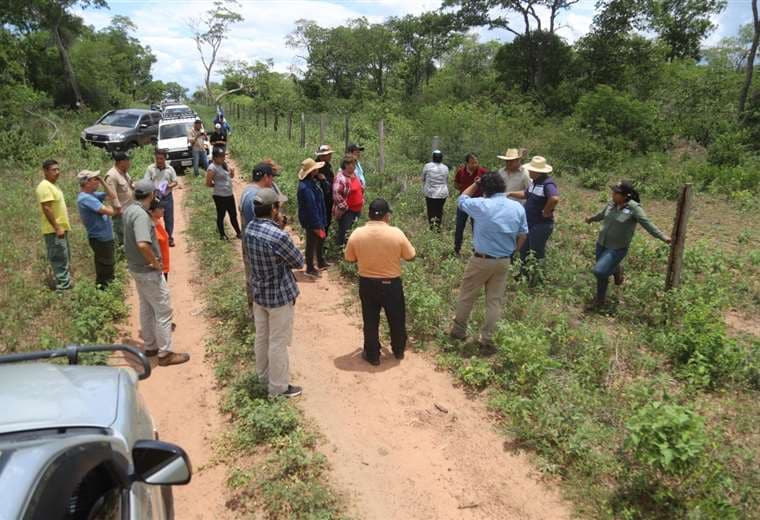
[
  {"xmin": 123, "ymin": 179, "xmax": 231, "ymax": 519},
  {"xmin": 228, "ymin": 163, "xmax": 572, "ymax": 520}
]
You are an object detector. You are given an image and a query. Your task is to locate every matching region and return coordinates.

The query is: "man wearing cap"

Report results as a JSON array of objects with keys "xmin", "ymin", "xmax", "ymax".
[
  {"xmin": 143, "ymin": 149, "xmax": 178, "ymax": 247},
  {"xmin": 453, "ymin": 153, "xmax": 487, "ymax": 255},
  {"xmin": 123, "ymin": 179, "xmax": 189, "ymax": 366},
  {"xmin": 76, "ymin": 170, "xmax": 118, "ymax": 288},
  {"xmin": 315, "ymin": 144, "xmax": 335, "ymax": 237},
  {"xmin": 187, "ymin": 118, "xmax": 208, "ymax": 177},
  {"xmin": 450, "ymin": 172, "xmax": 528, "ymax": 351},
  {"xmin": 104, "ymin": 151, "xmax": 133, "ymax": 247},
  {"xmin": 240, "ymin": 161, "xmax": 284, "ymax": 228},
  {"xmin": 497, "ymin": 149, "xmax": 531, "ymax": 202},
  {"xmin": 347, "ymin": 143, "xmax": 366, "ymax": 186},
  {"xmin": 508, "ymin": 156, "xmax": 560, "ymax": 280},
  {"xmin": 297, "ymin": 157, "xmax": 327, "ymax": 277},
  {"xmin": 345, "ymin": 198, "xmax": 416, "ymax": 365},
  {"xmin": 36, "ymin": 159, "xmax": 72, "ymax": 290},
  {"xmin": 209, "ymin": 123, "xmax": 227, "ymax": 149},
  {"xmin": 421, "ymin": 149, "xmax": 450, "ymax": 230},
  {"xmin": 245, "ymin": 187, "xmax": 303, "ymax": 398}
]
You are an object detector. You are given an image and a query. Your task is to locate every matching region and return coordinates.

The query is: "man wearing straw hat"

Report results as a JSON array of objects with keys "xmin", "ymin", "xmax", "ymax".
[
  {"xmin": 315, "ymin": 144, "xmax": 335, "ymax": 238},
  {"xmin": 76, "ymin": 169, "xmax": 118, "ymax": 288},
  {"xmin": 497, "ymin": 148, "xmax": 531, "ymax": 202},
  {"xmin": 297, "ymin": 157, "xmax": 327, "ymax": 278},
  {"xmin": 508, "ymin": 156, "xmax": 560, "ymax": 281}
]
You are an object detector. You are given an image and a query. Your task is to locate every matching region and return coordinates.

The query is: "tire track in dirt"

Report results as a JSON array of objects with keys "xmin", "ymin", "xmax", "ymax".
[
  {"xmin": 124, "ymin": 179, "xmax": 231, "ymax": 519},
  {"xmin": 227, "ymin": 158, "xmax": 572, "ymax": 520}
]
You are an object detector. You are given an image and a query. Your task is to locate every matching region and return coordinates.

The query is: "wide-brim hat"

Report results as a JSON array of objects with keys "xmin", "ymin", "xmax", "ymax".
[
  {"xmin": 298, "ymin": 158, "xmax": 325, "ymax": 180},
  {"xmin": 497, "ymin": 148, "xmax": 521, "ymax": 161},
  {"xmin": 316, "ymin": 144, "xmax": 334, "ymax": 157},
  {"xmin": 524, "ymin": 155, "xmax": 553, "ymax": 173},
  {"xmin": 77, "ymin": 169, "xmax": 101, "ymax": 181}
]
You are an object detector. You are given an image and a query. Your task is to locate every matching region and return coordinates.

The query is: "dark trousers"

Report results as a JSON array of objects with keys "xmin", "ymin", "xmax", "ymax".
[
  {"xmin": 359, "ymin": 277, "xmax": 407, "ymax": 362},
  {"xmin": 335, "ymin": 210, "xmax": 360, "ymax": 247},
  {"xmin": 454, "ymin": 207, "xmax": 473, "ymax": 253},
  {"xmin": 163, "ymin": 192, "xmax": 174, "ymax": 239},
  {"xmin": 593, "ymin": 243, "xmax": 627, "ymax": 301},
  {"xmin": 89, "ymin": 238, "xmax": 115, "ymax": 288},
  {"xmin": 304, "ymin": 230, "xmax": 325, "ymax": 271},
  {"xmin": 212, "ymin": 195, "xmax": 241, "ymax": 238},
  {"xmin": 520, "ymin": 221, "xmax": 554, "ymax": 262},
  {"xmin": 425, "ymin": 197, "xmax": 446, "ymax": 230}
]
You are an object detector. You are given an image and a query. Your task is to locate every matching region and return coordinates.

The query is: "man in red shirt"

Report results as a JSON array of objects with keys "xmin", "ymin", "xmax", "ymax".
[{"xmin": 453, "ymin": 153, "xmax": 486, "ymax": 255}]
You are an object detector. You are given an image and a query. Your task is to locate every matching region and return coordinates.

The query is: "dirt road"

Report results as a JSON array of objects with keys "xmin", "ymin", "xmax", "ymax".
[
  {"xmin": 124, "ymin": 179, "xmax": 231, "ymax": 519},
  {"xmin": 229, "ymin": 165, "xmax": 572, "ymax": 519}
]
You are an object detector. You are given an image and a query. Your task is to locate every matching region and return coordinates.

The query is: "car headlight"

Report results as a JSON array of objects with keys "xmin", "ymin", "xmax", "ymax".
[
  {"xmin": 80, "ymin": 130, "xmax": 86, "ymax": 139},
  {"xmin": 113, "ymin": 133, "xmax": 125, "ymax": 141}
]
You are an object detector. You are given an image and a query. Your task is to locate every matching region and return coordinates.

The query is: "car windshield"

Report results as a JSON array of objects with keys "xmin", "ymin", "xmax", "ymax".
[
  {"xmin": 99, "ymin": 113, "xmax": 139, "ymax": 128},
  {"xmin": 165, "ymin": 107, "xmax": 191, "ymax": 116},
  {"xmin": 159, "ymin": 123, "xmax": 192, "ymax": 140}
]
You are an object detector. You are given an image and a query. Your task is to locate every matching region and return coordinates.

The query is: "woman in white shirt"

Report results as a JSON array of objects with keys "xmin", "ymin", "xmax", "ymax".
[{"xmin": 421, "ymin": 150, "xmax": 449, "ymax": 230}]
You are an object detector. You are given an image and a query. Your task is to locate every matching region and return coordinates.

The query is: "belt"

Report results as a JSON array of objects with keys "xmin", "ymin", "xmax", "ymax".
[{"xmin": 473, "ymin": 252, "xmax": 510, "ymax": 260}]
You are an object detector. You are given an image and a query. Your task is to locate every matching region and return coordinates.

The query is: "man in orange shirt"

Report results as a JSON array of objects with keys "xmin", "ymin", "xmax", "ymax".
[{"xmin": 345, "ymin": 199, "xmax": 416, "ymax": 365}]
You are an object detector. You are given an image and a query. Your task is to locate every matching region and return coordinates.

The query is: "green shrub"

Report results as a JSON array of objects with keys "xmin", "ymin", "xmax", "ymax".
[
  {"xmin": 456, "ymin": 357, "xmax": 495, "ymax": 390},
  {"xmin": 493, "ymin": 322, "xmax": 560, "ymax": 392}
]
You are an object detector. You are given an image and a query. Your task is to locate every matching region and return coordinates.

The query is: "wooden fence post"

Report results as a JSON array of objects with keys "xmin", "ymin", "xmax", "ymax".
[
  {"xmin": 665, "ymin": 183, "xmax": 693, "ymax": 291},
  {"xmin": 378, "ymin": 119, "xmax": 385, "ymax": 176},
  {"xmin": 274, "ymin": 111, "xmax": 279, "ymax": 132},
  {"xmin": 431, "ymin": 135, "xmax": 440, "ymax": 151},
  {"xmin": 319, "ymin": 113, "xmax": 326, "ymax": 143},
  {"xmin": 236, "ymin": 104, "xmax": 240, "ymax": 120},
  {"xmin": 287, "ymin": 111, "xmax": 293, "ymax": 141},
  {"xmin": 300, "ymin": 112, "xmax": 306, "ymax": 148},
  {"xmin": 344, "ymin": 114, "xmax": 350, "ymax": 152},
  {"xmin": 256, "ymin": 110, "xmax": 259, "ymax": 126},
  {"xmin": 264, "ymin": 109, "xmax": 268, "ymax": 129}
]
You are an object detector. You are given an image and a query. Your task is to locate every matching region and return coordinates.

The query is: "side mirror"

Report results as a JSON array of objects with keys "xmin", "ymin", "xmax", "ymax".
[
  {"xmin": 139, "ymin": 123, "xmax": 149, "ymax": 129},
  {"xmin": 132, "ymin": 440, "xmax": 192, "ymax": 485}
]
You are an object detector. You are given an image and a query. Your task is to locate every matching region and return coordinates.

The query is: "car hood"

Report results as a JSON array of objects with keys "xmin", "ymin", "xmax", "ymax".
[
  {"xmin": 0, "ymin": 364, "xmax": 120, "ymax": 434},
  {"xmin": 158, "ymin": 136, "xmax": 189, "ymax": 151},
  {"xmin": 85, "ymin": 124, "xmax": 130, "ymax": 136}
]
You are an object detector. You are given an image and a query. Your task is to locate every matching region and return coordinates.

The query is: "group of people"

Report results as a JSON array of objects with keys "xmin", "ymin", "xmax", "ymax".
[
  {"xmin": 187, "ymin": 110, "xmax": 232, "ymax": 177},
  {"xmin": 35, "ymin": 149, "xmax": 189, "ymax": 367}
]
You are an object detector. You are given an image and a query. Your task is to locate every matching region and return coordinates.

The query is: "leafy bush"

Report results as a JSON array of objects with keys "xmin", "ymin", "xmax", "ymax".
[
  {"xmin": 493, "ymin": 322, "xmax": 560, "ymax": 392},
  {"xmin": 456, "ymin": 357, "xmax": 495, "ymax": 390}
]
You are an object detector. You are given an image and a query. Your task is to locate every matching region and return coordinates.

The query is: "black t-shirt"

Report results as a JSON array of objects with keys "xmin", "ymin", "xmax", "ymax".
[{"xmin": 209, "ymin": 131, "xmax": 227, "ymax": 145}]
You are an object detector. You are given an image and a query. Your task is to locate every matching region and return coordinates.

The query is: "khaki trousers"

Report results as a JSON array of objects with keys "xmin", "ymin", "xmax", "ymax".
[
  {"xmin": 452, "ymin": 256, "xmax": 511, "ymax": 342},
  {"xmin": 132, "ymin": 270, "xmax": 173, "ymax": 355},
  {"xmin": 253, "ymin": 302, "xmax": 295, "ymax": 396}
]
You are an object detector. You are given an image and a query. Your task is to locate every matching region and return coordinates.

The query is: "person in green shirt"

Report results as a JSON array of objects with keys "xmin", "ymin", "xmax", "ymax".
[{"xmin": 585, "ymin": 180, "xmax": 670, "ymax": 310}]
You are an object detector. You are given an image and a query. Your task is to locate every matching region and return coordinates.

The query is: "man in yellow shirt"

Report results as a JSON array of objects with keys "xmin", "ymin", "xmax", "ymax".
[
  {"xmin": 345, "ymin": 199, "xmax": 416, "ymax": 365},
  {"xmin": 35, "ymin": 159, "xmax": 72, "ymax": 290}
]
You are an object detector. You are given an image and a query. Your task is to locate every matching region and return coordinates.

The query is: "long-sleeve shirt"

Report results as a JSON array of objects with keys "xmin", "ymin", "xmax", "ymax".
[
  {"xmin": 332, "ymin": 170, "xmax": 364, "ymax": 218},
  {"xmin": 244, "ymin": 218, "xmax": 304, "ymax": 308},
  {"xmin": 422, "ymin": 162, "xmax": 450, "ymax": 199},
  {"xmin": 588, "ymin": 201, "xmax": 668, "ymax": 250},
  {"xmin": 297, "ymin": 178, "xmax": 327, "ymax": 230}
]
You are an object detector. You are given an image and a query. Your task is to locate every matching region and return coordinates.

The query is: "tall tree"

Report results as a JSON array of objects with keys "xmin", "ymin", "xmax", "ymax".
[
  {"xmin": 739, "ymin": 0, "xmax": 760, "ymax": 119},
  {"xmin": 1, "ymin": 0, "xmax": 108, "ymax": 108},
  {"xmin": 188, "ymin": 0, "xmax": 243, "ymax": 100}
]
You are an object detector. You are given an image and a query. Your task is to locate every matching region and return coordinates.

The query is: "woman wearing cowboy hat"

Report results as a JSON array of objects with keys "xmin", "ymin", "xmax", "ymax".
[
  {"xmin": 585, "ymin": 180, "xmax": 671, "ymax": 310},
  {"xmin": 507, "ymin": 156, "xmax": 560, "ymax": 282},
  {"xmin": 297, "ymin": 157, "xmax": 327, "ymax": 278}
]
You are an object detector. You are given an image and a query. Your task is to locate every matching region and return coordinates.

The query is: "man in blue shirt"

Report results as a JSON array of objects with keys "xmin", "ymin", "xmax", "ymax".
[
  {"xmin": 450, "ymin": 172, "xmax": 527, "ymax": 351},
  {"xmin": 76, "ymin": 170, "xmax": 118, "ymax": 288}
]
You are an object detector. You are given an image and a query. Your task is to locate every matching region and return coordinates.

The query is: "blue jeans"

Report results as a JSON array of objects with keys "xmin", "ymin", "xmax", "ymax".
[
  {"xmin": 192, "ymin": 149, "xmax": 208, "ymax": 176},
  {"xmin": 593, "ymin": 243, "xmax": 628, "ymax": 301},
  {"xmin": 454, "ymin": 207, "xmax": 473, "ymax": 253},
  {"xmin": 335, "ymin": 210, "xmax": 360, "ymax": 247},
  {"xmin": 163, "ymin": 191, "xmax": 174, "ymax": 239}
]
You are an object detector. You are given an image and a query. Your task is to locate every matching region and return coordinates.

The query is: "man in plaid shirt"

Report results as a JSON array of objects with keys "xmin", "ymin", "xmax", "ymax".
[{"xmin": 245, "ymin": 188, "xmax": 305, "ymax": 398}]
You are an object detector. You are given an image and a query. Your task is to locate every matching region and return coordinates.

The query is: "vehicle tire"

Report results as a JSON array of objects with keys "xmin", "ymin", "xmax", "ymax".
[
  {"xmin": 161, "ymin": 485, "xmax": 174, "ymax": 519},
  {"xmin": 126, "ymin": 141, "xmax": 137, "ymax": 151}
]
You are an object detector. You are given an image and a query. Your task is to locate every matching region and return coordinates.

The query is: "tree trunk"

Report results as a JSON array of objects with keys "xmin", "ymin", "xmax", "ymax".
[
  {"xmin": 53, "ymin": 23, "xmax": 84, "ymax": 108},
  {"xmin": 739, "ymin": 0, "xmax": 760, "ymax": 119}
]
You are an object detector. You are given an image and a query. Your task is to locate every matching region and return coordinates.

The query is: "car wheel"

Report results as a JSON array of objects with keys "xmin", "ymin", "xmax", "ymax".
[
  {"xmin": 126, "ymin": 141, "xmax": 137, "ymax": 151},
  {"xmin": 161, "ymin": 485, "xmax": 174, "ymax": 519}
]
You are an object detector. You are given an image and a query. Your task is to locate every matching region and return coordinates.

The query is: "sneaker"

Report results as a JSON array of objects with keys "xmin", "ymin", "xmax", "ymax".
[
  {"xmin": 478, "ymin": 340, "xmax": 498, "ymax": 356},
  {"xmin": 279, "ymin": 385, "xmax": 303, "ymax": 398},
  {"xmin": 317, "ymin": 262, "xmax": 331, "ymax": 270},
  {"xmin": 361, "ymin": 351, "xmax": 380, "ymax": 366},
  {"xmin": 613, "ymin": 267, "xmax": 625, "ymax": 286},
  {"xmin": 169, "ymin": 237, "xmax": 175, "ymax": 247},
  {"xmin": 158, "ymin": 352, "xmax": 190, "ymax": 366},
  {"xmin": 448, "ymin": 328, "xmax": 467, "ymax": 341},
  {"xmin": 145, "ymin": 349, "xmax": 159, "ymax": 357},
  {"xmin": 304, "ymin": 269, "xmax": 321, "ymax": 278},
  {"xmin": 584, "ymin": 298, "xmax": 606, "ymax": 313}
]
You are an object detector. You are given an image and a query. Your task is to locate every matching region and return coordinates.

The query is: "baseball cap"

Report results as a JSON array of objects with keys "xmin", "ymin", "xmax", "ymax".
[
  {"xmin": 251, "ymin": 162, "xmax": 280, "ymax": 181},
  {"xmin": 368, "ymin": 198, "xmax": 392, "ymax": 219},
  {"xmin": 254, "ymin": 187, "xmax": 288, "ymax": 206},
  {"xmin": 194, "ymin": 117, "xmax": 202, "ymax": 123},
  {"xmin": 77, "ymin": 169, "xmax": 100, "ymax": 181},
  {"xmin": 134, "ymin": 179, "xmax": 156, "ymax": 198},
  {"xmin": 347, "ymin": 143, "xmax": 364, "ymax": 152}
]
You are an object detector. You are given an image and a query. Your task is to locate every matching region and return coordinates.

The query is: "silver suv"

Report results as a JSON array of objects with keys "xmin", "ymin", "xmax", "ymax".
[
  {"xmin": 0, "ymin": 345, "xmax": 192, "ymax": 520},
  {"xmin": 80, "ymin": 109, "xmax": 162, "ymax": 152}
]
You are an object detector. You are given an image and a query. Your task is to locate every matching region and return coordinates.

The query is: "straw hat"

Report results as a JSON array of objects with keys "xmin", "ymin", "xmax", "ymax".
[
  {"xmin": 298, "ymin": 158, "xmax": 325, "ymax": 180},
  {"xmin": 497, "ymin": 148, "xmax": 521, "ymax": 161},
  {"xmin": 524, "ymin": 156, "xmax": 553, "ymax": 173}
]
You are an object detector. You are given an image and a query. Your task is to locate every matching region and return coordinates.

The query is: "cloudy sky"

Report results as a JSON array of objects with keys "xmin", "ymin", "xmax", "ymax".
[{"xmin": 75, "ymin": 0, "xmax": 754, "ymax": 93}]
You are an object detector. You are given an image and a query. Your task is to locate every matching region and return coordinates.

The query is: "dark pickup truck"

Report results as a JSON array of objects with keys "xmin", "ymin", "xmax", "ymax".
[{"xmin": 80, "ymin": 108, "xmax": 162, "ymax": 152}]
